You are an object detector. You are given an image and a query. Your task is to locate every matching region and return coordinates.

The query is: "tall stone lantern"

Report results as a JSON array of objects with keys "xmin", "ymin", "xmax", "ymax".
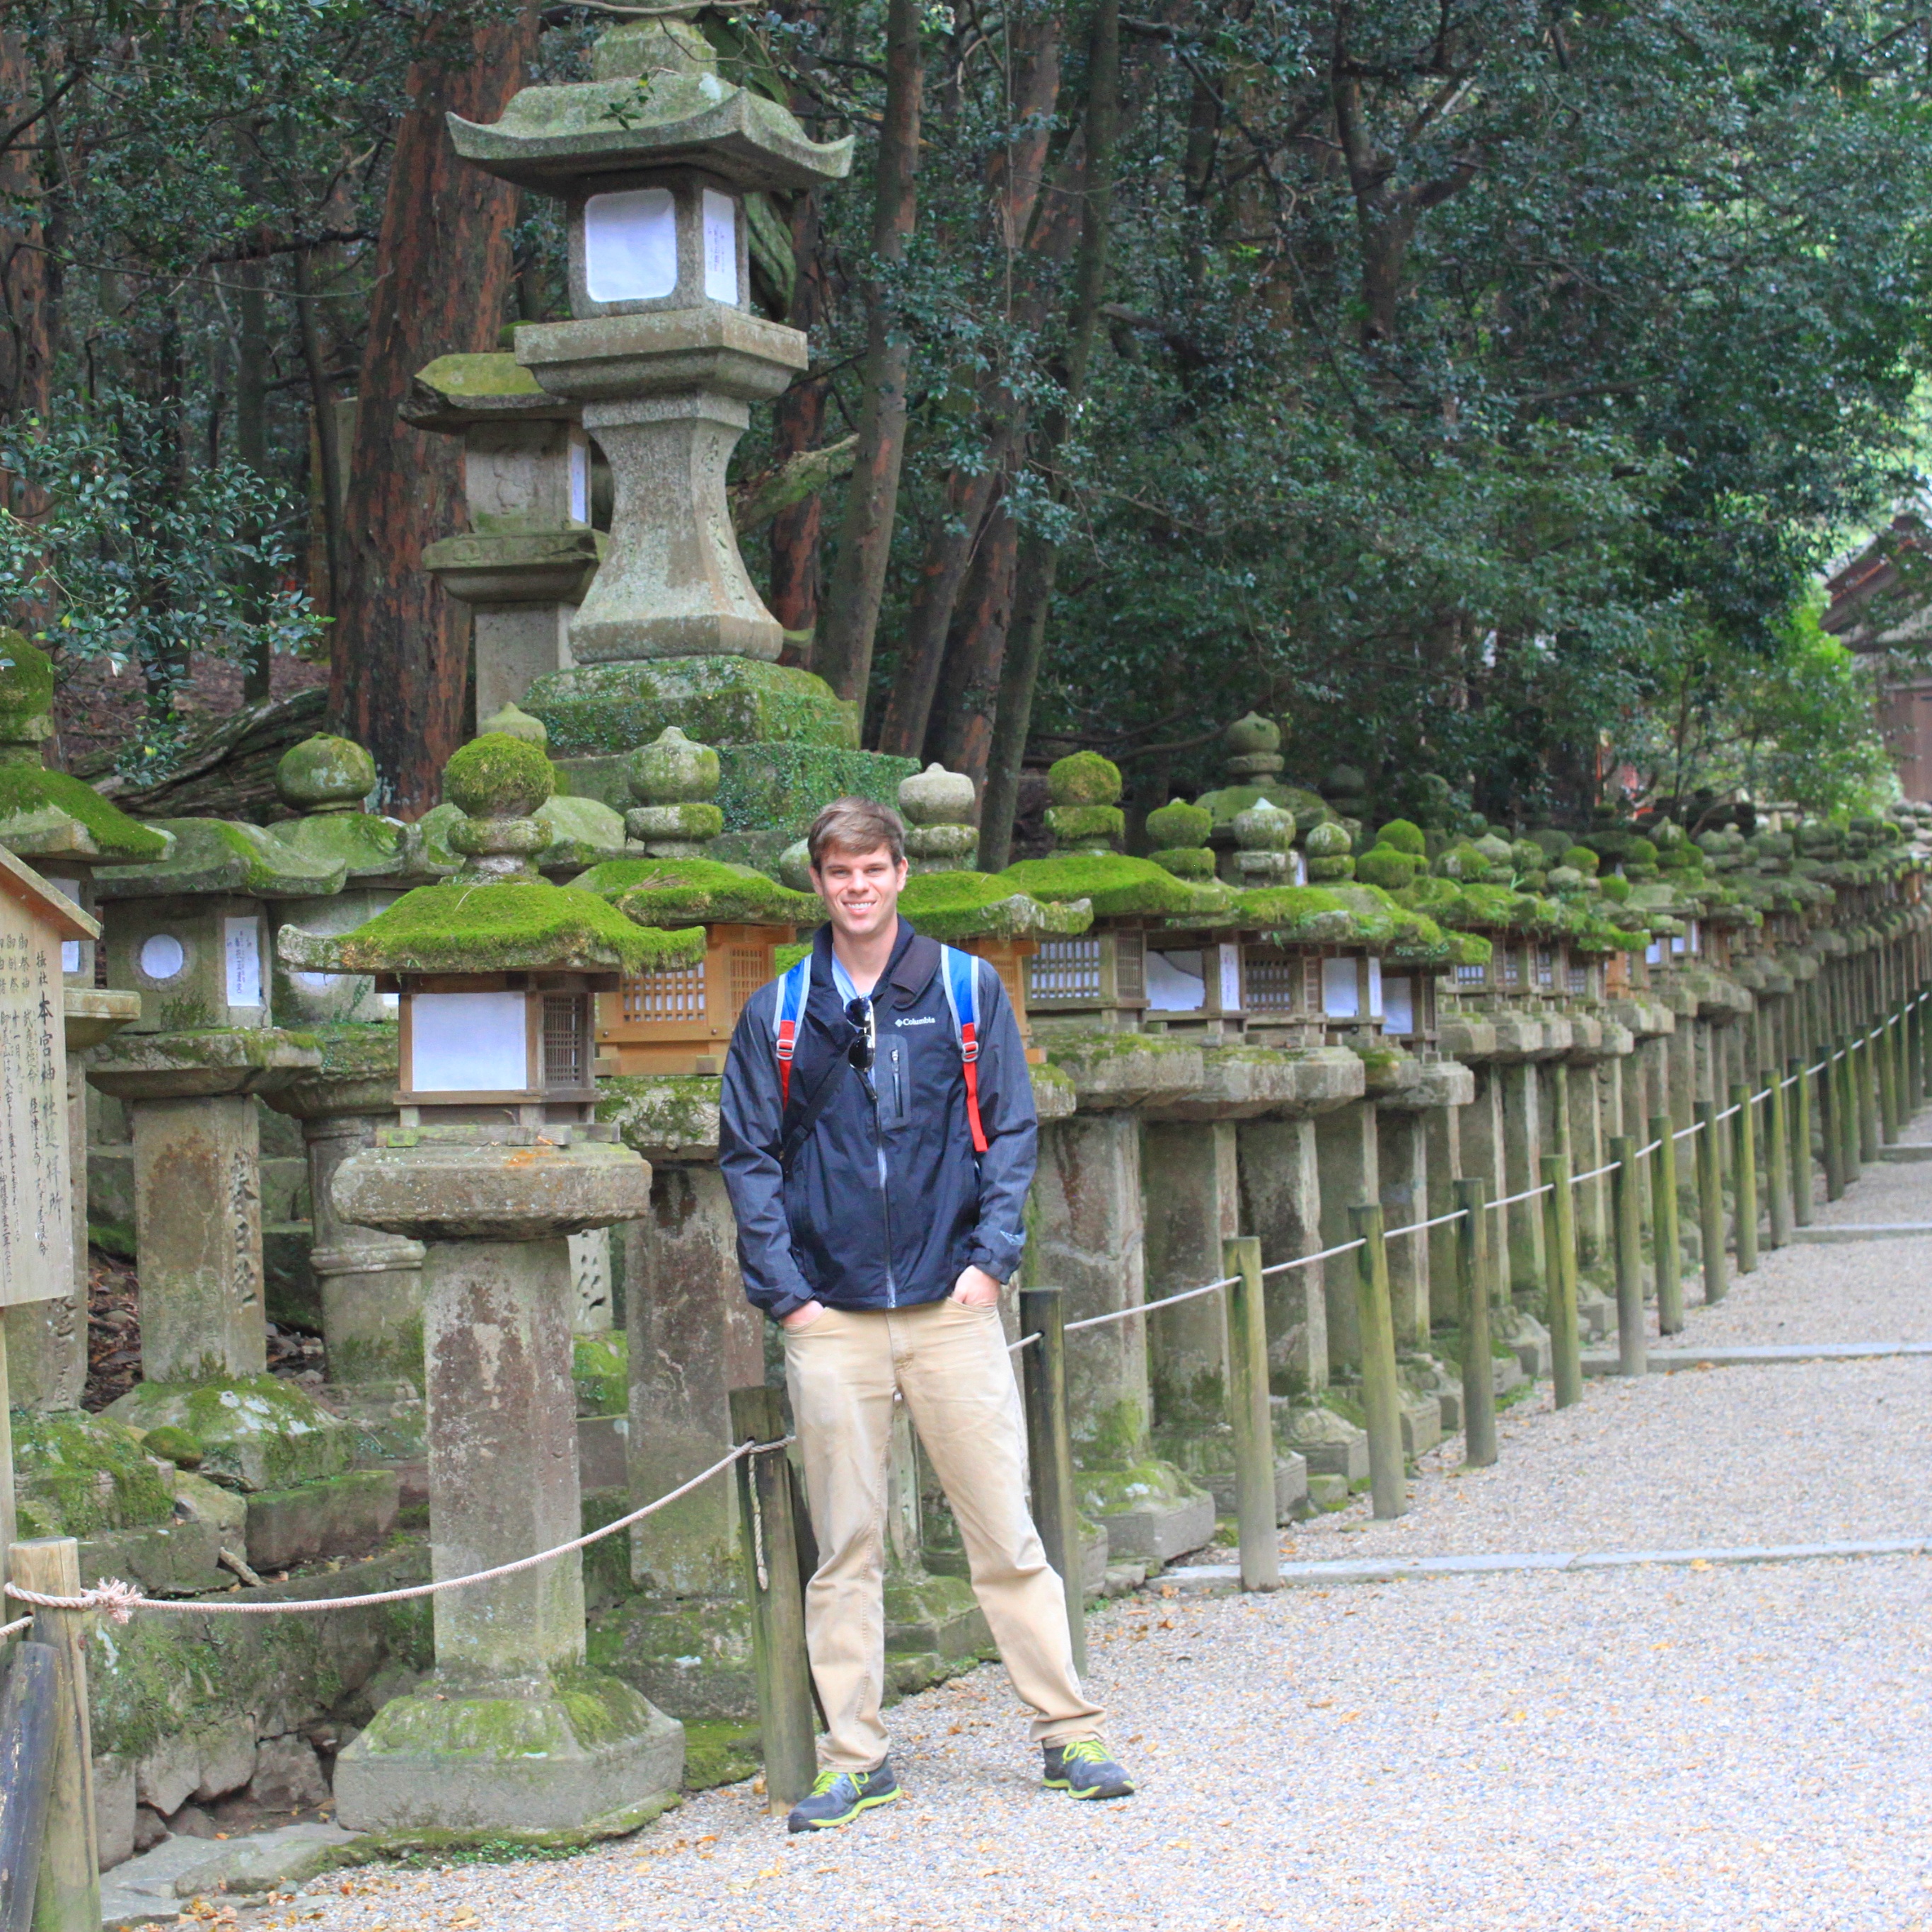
[
  {"xmin": 280, "ymin": 732, "xmax": 702, "ymax": 1838},
  {"xmin": 449, "ymin": 14, "xmax": 851, "ymax": 664}
]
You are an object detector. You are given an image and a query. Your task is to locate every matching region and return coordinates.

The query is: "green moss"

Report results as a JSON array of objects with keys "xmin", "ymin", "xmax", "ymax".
[
  {"xmin": 0, "ymin": 765, "xmax": 170, "ymax": 859},
  {"xmin": 277, "ymin": 809, "xmax": 406, "ymax": 877},
  {"xmin": 416, "ymin": 350, "xmax": 545, "ymax": 400},
  {"xmin": 996, "ymin": 852, "xmax": 1228, "ymax": 918},
  {"xmin": 1045, "ymin": 802, "xmax": 1125, "ymax": 845},
  {"xmin": 1375, "ymin": 818, "xmax": 1426, "ymax": 855},
  {"xmin": 774, "ymin": 939, "xmax": 811, "ymax": 973},
  {"xmin": 277, "ymin": 734, "xmax": 378, "ymax": 810},
  {"xmin": 158, "ymin": 993, "xmax": 217, "ymax": 1031},
  {"xmin": 1599, "ymin": 874, "xmax": 1633, "ymax": 904},
  {"xmin": 525, "ymin": 656, "xmax": 857, "ymax": 756},
  {"xmin": 899, "ymin": 869, "xmax": 1094, "ymax": 942},
  {"xmin": 1227, "ymin": 884, "xmax": 1356, "ymax": 942},
  {"xmin": 11, "ymin": 1410, "xmax": 175, "ymax": 1537},
  {"xmin": 444, "ymin": 732, "xmax": 555, "ymax": 818},
  {"xmin": 141, "ymin": 1425, "xmax": 204, "ymax": 1469},
  {"xmin": 572, "ymin": 1332, "xmax": 629, "ymax": 1418},
  {"xmin": 714, "ymin": 744, "xmax": 914, "ymax": 839},
  {"xmin": 576, "ymin": 855, "xmax": 820, "ymax": 927},
  {"xmin": 1146, "ymin": 799, "xmax": 1212, "ymax": 849},
  {"xmin": 0, "ymin": 629, "xmax": 55, "ymax": 739},
  {"xmin": 107, "ymin": 1377, "xmax": 349, "ymax": 1492},
  {"xmin": 1355, "ymin": 845, "xmax": 1421, "ymax": 891},
  {"xmin": 678, "ymin": 1720, "xmax": 763, "ymax": 1791},
  {"xmin": 283, "ymin": 879, "xmax": 703, "ymax": 975},
  {"xmin": 1046, "ymin": 750, "xmax": 1121, "ymax": 807},
  {"xmin": 1150, "ymin": 847, "xmax": 1218, "ymax": 879}
]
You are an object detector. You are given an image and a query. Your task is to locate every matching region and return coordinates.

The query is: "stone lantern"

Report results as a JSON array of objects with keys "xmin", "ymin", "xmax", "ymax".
[
  {"xmin": 449, "ymin": 15, "xmax": 852, "ymax": 665},
  {"xmin": 281, "ymin": 731, "xmax": 700, "ymax": 1836}
]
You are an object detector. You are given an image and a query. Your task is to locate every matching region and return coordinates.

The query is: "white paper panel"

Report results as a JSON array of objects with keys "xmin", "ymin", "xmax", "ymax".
[
  {"xmin": 1322, "ymin": 956, "xmax": 1360, "ymax": 1018},
  {"xmin": 569, "ymin": 429, "xmax": 590, "ymax": 524},
  {"xmin": 1367, "ymin": 956, "xmax": 1383, "ymax": 1019},
  {"xmin": 584, "ymin": 187, "xmax": 676, "ymax": 303},
  {"xmin": 702, "ymin": 188, "xmax": 739, "ymax": 302},
  {"xmin": 1382, "ymin": 975, "xmax": 1413, "ymax": 1036},
  {"xmin": 410, "ymin": 990, "xmax": 528, "ymax": 1093},
  {"xmin": 1218, "ymin": 943, "xmax": 1242, "ymax": 1011},
  {"xmin": 224, "ymin": 916, "xmax": 263, "ymax": 1009},
  {"xmin": 139, "ymin": 932, "xmax": 185, "ymax": 982},
  {"xmin": 1145, "ymin": 948, "xmax": 1205, "ymax": 1012}
]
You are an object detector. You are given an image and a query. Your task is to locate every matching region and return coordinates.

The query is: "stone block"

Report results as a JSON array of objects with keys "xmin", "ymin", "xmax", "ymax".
[
  {"xmin": 587, "ymin": 1594, "xmax": 756, "ymax": 1724},
  {"xmin": 249, "ymin": 1733, "xmax": 330, "ymax": 1811},
  {"xmin": 96, "ymin": 1754, "xmax": 137, "ymax": 1871},
  {"xmin": 100, "ymin": 1820, "xmax": 359, "ymax": 1924},
  {"xmin": 79, "ymin": 1520, "xmax": 226, "ymax": 1597},
  {"xmin": 136, "ymin": 1730, "xmax": 202, "ymax": 1817},
  {"xmin": 1399, "ymin": 1397, "xmax": 1442, "ymax": 1458},
  {"xmin": 1281, "ymin": 1402, "xmax": 1370, "ymax": 1483},
  {"xmin": 89, "ymin": 1142, "xmax": 137, "ymax": 1232},
  {"xmin": 1302, "ymin": 1473, "xmax": 1350, "ymax": 1512},
  {"xmin": 332, "ymin": 1674, "xmax": 683, "ymax": 1838},
  {"xmin": 1078, "ymin": 1465, "xmax": 1216, "ymax": 1564},
  {"xmin": 884, "ymin": 1568, "xmax": 990, "ymax": 1661},
  {"xmin": 245, "ymin": 1469, "xmax": 400, "ymax": 1572},
  {"xmin": 191, "ymin": 1718, "xmax": 258, "ymax": 1803},
  {"xmin": 108, "ymin": 1379, "xmax": 352, "ymax": 1493}
]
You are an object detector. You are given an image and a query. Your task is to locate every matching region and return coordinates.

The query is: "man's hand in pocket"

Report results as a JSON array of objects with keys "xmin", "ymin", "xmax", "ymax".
[
  {"xmin": 781, "ymin": 1300, "xmax": 825, "ymax": 1331},
  {"xmin": 950, "ymin": 1266, "xmax": 1002, "ymax": 1307}
]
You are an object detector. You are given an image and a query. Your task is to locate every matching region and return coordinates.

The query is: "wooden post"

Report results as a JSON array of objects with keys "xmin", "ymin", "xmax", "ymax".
[
  {"xmin": 0, "ymin": 1644, "xmax": 57, "ymax": 1932},
  {"xmin": 1764, "ymin": 1057, "xmax": 1792, "ymax": 1248},
  {"xmin": 1609, "ymin": 1135, "xmax": 1647, "ymax": 1378},
  {"xmin": 1856, "ymin": 1029, "xmax": 1880, "ymax": 1167},
  {"xmin": 1018, "ymin": 1286, "xmax": 1089, "ymax": 1665},
  {"xmin": 1694, "ymin": 1100, "xmax": 1728, "ymax": 1305},
  {"xmin": 1879, "ymin": 1009, "xmax": 1901, "ymax": 1145},
  {"xmin": 1788, "ymin": 1055, "xmax": 1814, "ymax": 1227},
  {"xmin": 727, "ymin": 1388, "xmax": 817, "ymax": 1815},
  {"xmin": 1919, "ymin": 990, "xmax": 1931, "ymax": 1106},
  {"xmin": 1220, "ymin": 1239, "xmax": 1281, "ymax": 1590},
  {"xmin": 1452, "ymin": 1179, "xmax": 1496, "ymax": 1470},
  {"xmin": 1539, "ymin": 1154, "xmax": 1580, "ymax": 1410},
  {"xmin": 1841, "ymin": 1037, "xmax": 1865, "ymax": 1183},
  {"xmin": 1728, "ymin": 1082, "xmax": 1759, "ymax": 1276},
  {"xmin": 1347, "ymin": 1205, "xmax": 1406, "ymax": 1520},
  {"xmin": 7, "ymin": 1541, "xmax": 96, "ymax": 1932},
  {"xmin": 1648, "ymin": 1112, "xmax": 1684, "ymax": 1336},
  {"xmin": 1820, "ymin": 1040, "xmax": 1846, "ymax": 1201}
]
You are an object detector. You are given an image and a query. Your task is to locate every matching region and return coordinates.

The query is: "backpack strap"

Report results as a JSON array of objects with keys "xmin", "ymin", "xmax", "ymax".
[
  {"xmin": 939, "ymin": 945, "xmax": 990, "ymax": 1155},
  {"xmin": 771, "ymin": 954, "xmax": 811, "ymax": 1109}
]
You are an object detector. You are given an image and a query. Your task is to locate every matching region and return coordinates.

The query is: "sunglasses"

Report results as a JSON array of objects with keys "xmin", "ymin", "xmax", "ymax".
[{"xmin": 845, "ymin": 995, "xmax": 875, "ymax": 1072}]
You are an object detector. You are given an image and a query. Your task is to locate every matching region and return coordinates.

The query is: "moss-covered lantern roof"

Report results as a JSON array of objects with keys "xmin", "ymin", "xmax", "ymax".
[
  {"xmin": 577, "ymin": 855, "xmax": 822, "ymax": 928},
  {"xmin": 898, "ymin": 870, "xmax": 1094, "ymax": 944},
  {"xmin": 993, "ymin": 853, "xmax": 1231, "ymax": 921}
]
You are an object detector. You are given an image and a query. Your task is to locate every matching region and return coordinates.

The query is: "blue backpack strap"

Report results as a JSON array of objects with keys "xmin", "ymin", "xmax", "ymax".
[
  {"xmin": 771, "ymin": 954, "xmax": 811, "ymax": 1107},
  {"xmin": 939, "ymin": 945, "xmax": 990, "ymax": 1155}
]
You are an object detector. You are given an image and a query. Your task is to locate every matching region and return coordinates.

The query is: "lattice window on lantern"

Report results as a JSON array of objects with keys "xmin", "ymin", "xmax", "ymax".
[
  {"xmin": 1245, "ymin": 949, "xmax": 1299, "ymax": 1012},
  {"xmin": 542, "ymin": 994, "xmax": 587, "ymax": 1090},
  {"xmin": 1567, "ymin": 961, "xmax": 1587, "ymax": 995},
  {"xmin": 1534, "ymin": 945, "xmax": 1555, "ymax": 989},
  {"xmin": 1501, "ymin": 947, "xmax": 1522, "ymax": 989},
  {"xmin": 727, "ymin": 946, "xmax": 769, "ymax": 1026},
  {"xmin": 1027, "ymin": 937, "xmax": 1101, "ymax": 1002},
  {"xmin": 1114, "ymin": 930, "xmax": 1145, "ymax": 1002},
  {"xmin": 1456, "ymin": 960, "xmax": 1488, "ymax": 987},
  {"xmin": 623, "ymin": 963, "xmax": 706, "ymax": 1024}
]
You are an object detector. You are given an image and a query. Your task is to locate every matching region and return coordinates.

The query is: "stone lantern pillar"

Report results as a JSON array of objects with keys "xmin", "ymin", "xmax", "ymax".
[
  {"xmin": 284, "ymin": 731, "xmax": 698, "ymax": 1836},
  {"xmin": 0, "ymin": 635, "xmax": 162, "ymax": 1406}
]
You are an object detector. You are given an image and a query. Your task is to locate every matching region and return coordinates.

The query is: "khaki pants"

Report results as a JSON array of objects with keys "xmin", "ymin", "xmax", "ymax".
[{"xmin": 784, "ymin": 1295, "xmax": 1104, "ymax": 1769}]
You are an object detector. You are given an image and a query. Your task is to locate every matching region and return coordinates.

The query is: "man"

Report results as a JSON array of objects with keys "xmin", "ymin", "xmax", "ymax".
[{"xmin": 719, "ymin": 797, "xmax": 1134, "ymax": 1831}]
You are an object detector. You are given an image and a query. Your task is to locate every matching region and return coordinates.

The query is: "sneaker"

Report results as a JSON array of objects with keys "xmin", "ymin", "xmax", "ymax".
[
  {"xmin": 786, "ymin": 1761, "xmax": 902, "ymax": 1833},
  {"xmin": 1042, "ymin": 1739, "xmax": 1135, "ymax": 1800}
]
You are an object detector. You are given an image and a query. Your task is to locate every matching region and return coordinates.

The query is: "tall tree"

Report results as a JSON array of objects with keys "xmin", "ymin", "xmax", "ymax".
[
  {"xmin": 328, "ymin": 8, "xmax": 536, "ymax": 814},
  {"xmin": 813, "ymin": 0, "xmax": 922, "ymax": 710}
]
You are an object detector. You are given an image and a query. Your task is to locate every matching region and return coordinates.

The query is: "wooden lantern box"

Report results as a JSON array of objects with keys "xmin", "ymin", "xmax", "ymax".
[
  {"xmin": 1140, "ymin": 931, "xmax": 1246, "ymax": 1038},
  {"xmin": 1024, "ymin": 925, "xmax": 1147, "ymax": 1034},
  {"xmin": 961, "ymin": 935, "xmax": 1046, "ymax": 1064},
  {"xmin": 391, "ymin": 971, "xmax": 608, "ymax": 1130},
  {"xmin": 1239, "ymin": 943, "xmax": 1394, "ymax": 1045},
  {"xmin": 596, "ymin": 922, "xmax": 793, "ymax": 1077}
]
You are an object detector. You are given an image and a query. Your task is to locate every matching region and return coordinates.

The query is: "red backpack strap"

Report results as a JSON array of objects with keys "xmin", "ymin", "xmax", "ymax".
[
  {"xmin": 941, "ymin": 945, "xmax": 990, "ymax": 1155},
  {"xmin": 772, "ymin": 956, "xmax": 810, "ymax": 1109}
]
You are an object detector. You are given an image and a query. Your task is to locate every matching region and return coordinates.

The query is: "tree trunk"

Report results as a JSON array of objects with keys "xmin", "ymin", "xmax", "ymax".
[
  {"xmin": 811, "ymin": 0, "xmax": 922, "ymax": 712},
  {"xmin": 768, "ymin": 185, "xmax": 831, "ymax": 649},
  {"xmin": 0, "ymin": 34, "xmax": 56, "ymax": 444},
  {"xmin": 327, "ymin": 8, "xmax": 536, "ymax": 815},
  {"xmin": 234, "ymin": 255, "xmax": 273, "ymax": 701},
  {"xmin": 931, "ymin": 485, "xmax": 1016, "ymax": 782},
  {"xmin": 979, "ymin": 0, "xmax": 1120, "ymax": 871},
  {"xmin": 293, "ymin": 245, "xmax": 344, "ymax": 620}
]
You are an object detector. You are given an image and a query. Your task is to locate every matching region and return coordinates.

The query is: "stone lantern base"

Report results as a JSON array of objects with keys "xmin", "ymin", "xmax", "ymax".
[{"xmin": 334, "ymin": 1672, "xmax": 683, "ymax": 1840}]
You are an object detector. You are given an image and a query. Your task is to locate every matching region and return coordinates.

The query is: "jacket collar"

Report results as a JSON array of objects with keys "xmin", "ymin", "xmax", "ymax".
[{"xmin": 809, "ymin": 915, "xmax": 939, "ymax": 1009}]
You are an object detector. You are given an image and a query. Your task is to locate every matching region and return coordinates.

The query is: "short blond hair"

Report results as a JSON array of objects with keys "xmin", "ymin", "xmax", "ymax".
[{"xmin": 807, "ymin": 797, "xmax": 906, "ymax": 868}]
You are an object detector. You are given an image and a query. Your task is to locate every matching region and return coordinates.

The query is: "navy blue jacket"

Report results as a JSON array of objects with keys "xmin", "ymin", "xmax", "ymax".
[{"xmin": 717, "ymin": 917, "xmax": 1037, "ymax": 1319}]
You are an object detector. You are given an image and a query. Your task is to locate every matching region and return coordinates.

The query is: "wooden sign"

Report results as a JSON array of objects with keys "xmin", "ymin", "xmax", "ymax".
[{"xmin": 0, "ymin": 845, "xmax": 95, "ymax": 1306}]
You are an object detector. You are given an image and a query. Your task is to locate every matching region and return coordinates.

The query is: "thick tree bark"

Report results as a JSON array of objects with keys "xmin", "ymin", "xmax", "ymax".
[
  {"xmin": 980, "ymin": 0, "xmax": 1119, "ymax": 872},
  {"xmin": 931, "ymin": 485, "xmax": 1017, "ymax": 782},
  {"xmin": 768, "ymin": 185, "xmax": 831, "ymax": 647},
  {"xmin": 328, "ymin": 8, "xmax": 536, "ymax": 815},
  {"xmin": 812, "ymin": 0, "xmax": 922, "ymax": 711},
  {"xmin": 234, "ymin": 255, "xmax": 273, "ymax": 700},
  {"xmin": 293, "ymin": 245, "xmax": 343, "ymax": 620},
  {"xmin": 0, "ymin": 35, "xmax": 56, "ymax": 444}
]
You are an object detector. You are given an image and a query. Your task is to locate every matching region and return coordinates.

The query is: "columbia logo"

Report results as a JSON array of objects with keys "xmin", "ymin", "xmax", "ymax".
[{"xmin": 894, "ymin": 1015, "xmax": 937, "ymax": 1028}]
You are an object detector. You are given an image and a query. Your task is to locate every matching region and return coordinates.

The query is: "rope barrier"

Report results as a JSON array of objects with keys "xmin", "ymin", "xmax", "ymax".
[
  {"xmin": 1257, "ymin": 1237, "xmax": 1366, "ymax": 1280},
  {"xmin": 1672, "ymin": 1120, "xmax": 1705, "ymax": 1142},
  {"xmin": 1007, "ymin": 1331, "xmax": 1040, "ymax": 1355},
  {"xmin": 1571, "ymin": 1159, "xmax": 1620, "ymax": 1184},
  {"xmin": 0, "ymin": 1615, "xmax": 33, "ymax": 1642},
  {"xmin": 1063, "ymin": 1274, "xmax": 1241, "ymax": 1334},
  {"xmin": 1384, "ymin": 1207, "xmax": 1469, "ymax": 1238},
  {"xmin": 1633, "ymin": 1138, "xmax": 1664, "ymax": 1160},
  {"xmin": 1714, "ymin": 1104, "xmax": 1742, "ymax": 1123},
  {"xmin": 4, "ymin": 1436, "xmax": 796, "ymax": 1624},
  {"xmin": 1488, "ymin": 1182, "xmax": 1554, "ymax": 1210}
]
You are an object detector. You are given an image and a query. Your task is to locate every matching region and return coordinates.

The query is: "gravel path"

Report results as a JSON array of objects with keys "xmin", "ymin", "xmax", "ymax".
[{"xmin": 264, "ymin": 1106, "xmax": 1932, "ymax": 1932}]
